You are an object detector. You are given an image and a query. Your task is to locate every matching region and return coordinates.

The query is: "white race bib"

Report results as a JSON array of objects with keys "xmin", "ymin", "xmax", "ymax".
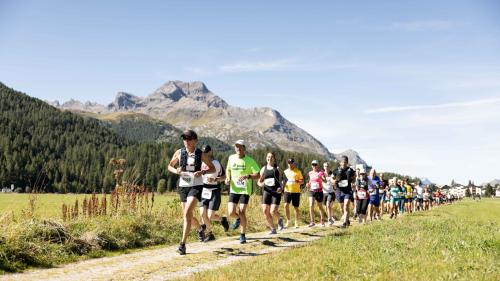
[
  {"xmin": 358, "ymin": 190, "xmax": 367, "ymax": 199},
  {"xmin": 264, "ymin": 178, "xmax": 276, "ymax": 186},
  {"xmin": 201, "ymin": 188, "xmax": 213, "ymax": 200},
  {"xmin": 338, "ymin": 180, "xmax": 348, "ymax": 188},
  {"xmin": 310, "ymin": 182, "xmax": 320, "ymax": 190},
  {"xmin": 234, "ymin": 178, "xmax": 247, "ymax": 188},
  {"xmin": 179, "ymin": 173, "xmax": 194, "ymax": 187}
]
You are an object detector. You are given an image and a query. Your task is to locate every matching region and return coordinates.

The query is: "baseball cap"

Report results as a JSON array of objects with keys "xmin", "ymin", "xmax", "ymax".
[
  {"xmin": 311, "ymin": 160, "xmax": 318, "ymax": 165},
  {"xmin": 181, "ymin": 129, "xmax": 198, "ymax": 140},
  {"xmin": 287, "ymin": 158, "xmax": 295, "ymax": 164},
  {"xmin": 234, "ymin": 139, "xmax": 246, "ymax": 146},
  {"xmin": 201, "ymin": 144, "xmax": 212, "ymax": 153}
]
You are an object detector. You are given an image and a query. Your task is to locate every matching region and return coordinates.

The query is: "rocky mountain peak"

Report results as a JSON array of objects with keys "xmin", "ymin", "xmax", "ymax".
[{"xmin": 108, "ymin": 92, "xmax": 141, "ymax": 111}]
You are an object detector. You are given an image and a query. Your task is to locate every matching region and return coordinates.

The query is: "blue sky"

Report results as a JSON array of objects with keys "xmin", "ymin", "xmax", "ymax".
[{"xmin": 1, "ymin": 1, "xmax": 500, "ymax": 185}]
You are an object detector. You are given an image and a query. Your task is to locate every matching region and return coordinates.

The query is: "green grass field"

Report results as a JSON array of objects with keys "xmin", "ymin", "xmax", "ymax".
[{"xmin": 186, "ymin": 199, "xmax": 500, "ymax": 281}]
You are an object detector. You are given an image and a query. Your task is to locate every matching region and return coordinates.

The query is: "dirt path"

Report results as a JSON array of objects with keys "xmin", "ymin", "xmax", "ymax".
[{"xmin": 1, "ymin": 221, "xmax": 347, "ymax": 281}]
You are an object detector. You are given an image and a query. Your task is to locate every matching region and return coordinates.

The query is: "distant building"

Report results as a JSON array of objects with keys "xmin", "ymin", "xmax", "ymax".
[{"xmin": 495, "ymin": 189, "xmax": 500, "ymax": 198}]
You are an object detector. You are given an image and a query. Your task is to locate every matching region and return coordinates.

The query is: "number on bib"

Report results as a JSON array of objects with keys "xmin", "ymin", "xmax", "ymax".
[
  {"xmin": 179, "ymin": 173, "xmax": 194, "ymax": 187},
  {"xmin": 310, "ymin": 182, "xmax": 320, "ymax": 190},
  {"xmin": 234, "ymin": 178, "xmax": 247, "ymax": 188},
  {"xmin": 264, "ymin": 178, "xmax": 276, "ymax": 186},
  {"xmin": 201, "ymin": 188, "xmax": 213, "ymax": 200}
]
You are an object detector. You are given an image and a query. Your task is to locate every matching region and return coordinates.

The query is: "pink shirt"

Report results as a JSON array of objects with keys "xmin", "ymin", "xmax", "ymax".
[{"xmin": 308, "ymin": 170, "xmax": 325, "ymax": 192}]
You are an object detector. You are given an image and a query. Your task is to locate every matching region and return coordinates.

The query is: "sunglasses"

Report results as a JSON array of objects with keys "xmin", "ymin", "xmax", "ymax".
[
  {"xmin": 312, "ymin": 163, "xmax": 318, "ymax": 166},
  {"xmin": 182, "ymin": 136, "xmax": 194, "ymax": 141}
]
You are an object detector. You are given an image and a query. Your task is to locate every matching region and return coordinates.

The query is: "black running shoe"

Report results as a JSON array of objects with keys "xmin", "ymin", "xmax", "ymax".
[
  {"xmin": 197, "ymin": 226, "xmax": 206, "ymax": 242},
  {"xmin": 221, "ymin": 216, "xmax": 229, "ymax": 232},
  {"xmin": 177, "ymin": 243, "xmax": 186, "ymax": 255},
  {"xmin": 203, "ymin": 232, "xmax": 215, "ymax": 242}
]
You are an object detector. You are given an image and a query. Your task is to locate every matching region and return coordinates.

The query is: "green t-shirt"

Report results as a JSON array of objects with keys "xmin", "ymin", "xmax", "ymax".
[{"xmin": 226, "ymin": 154, "xmax": 260, "ymax": 195}]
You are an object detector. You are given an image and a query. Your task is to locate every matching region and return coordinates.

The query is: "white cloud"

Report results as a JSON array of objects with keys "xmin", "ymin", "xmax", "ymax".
[
  {"xmin": 365, "ymin": 97, "xmax": 500, "ymax": 114},
  {"xmin": 387, "ymin": 20, "xmax": 461, "ymax": 31},
  {"xmin": 219, "ymin": 58, "xmax": 297, "ymax": 73}
]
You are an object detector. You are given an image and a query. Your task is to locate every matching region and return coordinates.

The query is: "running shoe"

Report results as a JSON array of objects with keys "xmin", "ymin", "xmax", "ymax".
[
  {"xmin": 197, "ymin": 226, "xmax": 205, "ymax": 242},
  {"xmin": 221, "ymin": 216, "xmax": 229, "ymax": 232},
  {"xmin": 329, "ymin": 217, "xmax": 335, "ymax": 224},
  {"xmin": 278, "ymin": 217, "xmax": 284, "ymax": 230},
  {"xmin": 308, "ymin": 222, "xmax": 315, "ymax": 227},
  {"xmin": 203, "ymin": 232, "xmax": 215, "ymax": 242},
  {"xmin": 177, "ymin": 243, "xmax": 186, "ymax": 255},
  {"xmin": 320, "ymin": 220, "xmax": 325, "ymax": 227},
  {"xmin": 239, "ymin": 233, "xmax": 247, "ymax": 244},
  {"xmin": 294, "ymin": 221, "xmax": 299, "ymax": 228},
  {"xmin": 269, "ymin": 229, "xmax": 277, "ymax": 235},
  {"xmin": 340, "ymin": 222, "xmax": 347, "ymax": 228},
  {"xmin": 230, "ymin": 218, "xmax": 240, "ymax": 230}
]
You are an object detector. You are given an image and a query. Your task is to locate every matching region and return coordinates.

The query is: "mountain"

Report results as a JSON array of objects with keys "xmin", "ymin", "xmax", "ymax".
[
  {"xmin": 334, "ymin": 149, "xmax": 367, "ymax": 166},
  {"xmin": 57, "ymin": 81, "xmax": 334, "ymax": 158},
  {"xmin": 482, "ymin": 179, "xmax": 500, "ymax": 187}
]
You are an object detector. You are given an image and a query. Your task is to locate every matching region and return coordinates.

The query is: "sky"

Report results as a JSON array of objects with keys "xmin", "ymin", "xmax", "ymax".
[{"xmin": 1, "ymin": 0, "xmax": 499, "ymax": 185}]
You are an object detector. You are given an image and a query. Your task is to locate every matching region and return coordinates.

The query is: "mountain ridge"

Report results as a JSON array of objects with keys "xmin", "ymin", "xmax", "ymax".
[{"xmin": 56, "ymin": 80, "xmax": 335, "ymax": 158}]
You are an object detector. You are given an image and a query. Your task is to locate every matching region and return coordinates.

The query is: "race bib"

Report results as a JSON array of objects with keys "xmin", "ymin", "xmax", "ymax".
[
  {"xmin": 234, "ymin": 178, "xmax": 247, "ymax": 188},
  {"xmin": 179, "ymin": 173, "xmax": 194, "ymax": 187},
  {"xmin": 201, "ymin": 188, "xmax": 212, "ymax": 200},
  {"xmin": 358, "ymin": 190, "xmax": 367, "ymax": 199},
  {"xmin": 310, "ymin": 182, "xmax": 320, "ymax": 190},
  {"xmin": 287, "ymin": 179, "xmax": 295, "ymax": 184},
  {"xmin": 264, "ymin": 178, "xmax": 276, "ymax": 186},
  {"xmin": 338, "ymin": 180, "xmax": 348, "ymax": 188}
]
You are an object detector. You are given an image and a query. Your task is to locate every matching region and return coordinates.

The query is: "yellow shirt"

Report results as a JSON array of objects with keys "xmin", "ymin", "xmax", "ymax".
[{"xmin": 284, "ymin": 168, "xmax": 303, "ymax": 193}]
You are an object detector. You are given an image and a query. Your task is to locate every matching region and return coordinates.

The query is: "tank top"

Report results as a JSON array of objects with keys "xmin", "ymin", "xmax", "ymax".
[
  {"xmin": 202, "ymin": 159, "xmax": 224, "ymax": 189},
  {"xmin": 308, "ymin": 170, "xmax": 324, "ymax": 192},
  {"xmin": 322, "ymin": 171, "xmax": 334, "ymax": 193},
  {"xmin": 263, "ymin": 166, "xmax": 280, "ymax": 193},
  {"xmin": 178, "ymin": 150, "xmax": 204, "ymax": 187}
]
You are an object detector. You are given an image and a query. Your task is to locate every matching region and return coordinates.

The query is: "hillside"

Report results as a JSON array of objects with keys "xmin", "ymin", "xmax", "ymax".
[{"xmin": 0, "ymin": 82, "xmax": 173, "ymax": 193}]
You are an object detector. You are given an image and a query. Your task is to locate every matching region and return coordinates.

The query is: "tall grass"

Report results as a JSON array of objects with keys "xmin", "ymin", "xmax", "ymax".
[{"xmin": 0, "ymin": 191, "xmax": 331, "ymax": 273}]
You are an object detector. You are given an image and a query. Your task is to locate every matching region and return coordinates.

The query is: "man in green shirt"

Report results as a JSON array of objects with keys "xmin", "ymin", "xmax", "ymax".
[{"xmin": 225, "ymin": 139, "xmax": 260, "ymax": 244}]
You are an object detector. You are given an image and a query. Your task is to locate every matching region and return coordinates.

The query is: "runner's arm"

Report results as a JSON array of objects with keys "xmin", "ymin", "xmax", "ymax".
[
  {"xmin": 257, "ymin": 167, "xmax": 265, "ymax": 187},
  {"xmin": 195, "ymin": 152, "xmax": 216, "ymax": 177},
  {"xmin": 167, "ymin": 150, "xmax": 181, "ymax": 174}
]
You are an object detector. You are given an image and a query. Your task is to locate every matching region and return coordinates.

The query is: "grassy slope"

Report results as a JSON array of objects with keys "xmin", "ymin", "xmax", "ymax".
[{"xmin": 186, "ymin": 199, "xmax": 500, "ymax": 281}]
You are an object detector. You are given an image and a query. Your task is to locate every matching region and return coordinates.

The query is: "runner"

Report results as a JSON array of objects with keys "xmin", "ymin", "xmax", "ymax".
[
  {"xmin": 333, "ymin": 156, "xmax": 356, "ymax": 228},
  {"xmin": 282, "ymin": 158, "xmax": 304, "ymax": 228},
  {"xmin": 167, "ymin": 130, "xmax": 216, "ymax": 255},
  {"xmin": 306, "ymin": 160, "xmax": 326, "ymax": 227},
  {"xmin": 224, "ymin": 140, "xmax": 260, "ymax": 244},
  {"xmin": 397, "ymin": 179, "xmax": 405, "ymax": 214},
  {"xmin": 389, "ymin": 177, "xmax": 400, "ymax": 219},
  {"xmin": 415, "ymin": 181, "xmax": 424, "ymax": 211},
  {"xmin": 355, "ymin": 168, "xmax": 369, "ymax": 224},
  {"xmin": 198, "ymin": 144, "xmax": 229, "ymax": 242},
  {"xmin": 404, "ymin": 178, "xmax": 413, "ymax": 214},
  {"xmin": 257, "ymin": 152, "xmax": 283, "ymax": 234},
  {"xmin": 423, "ymin": 187, "xmax": 431, "ymax": 210},
  {"xmin": 367, "ymin": 169, "xmax": 381, "ymax": 221},
  {"xmin": 433, "ymin": 189, "xmax": 441, "ymax": 206},
  {"xmin": 322, "ymin": 162, "xmax": 336, "ymax": 225}
]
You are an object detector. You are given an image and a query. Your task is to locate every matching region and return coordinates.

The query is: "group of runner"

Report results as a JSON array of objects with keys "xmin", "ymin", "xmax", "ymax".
[{"xmin": 168, "ymin": 129, "xmax": 452, "ymax": 255}]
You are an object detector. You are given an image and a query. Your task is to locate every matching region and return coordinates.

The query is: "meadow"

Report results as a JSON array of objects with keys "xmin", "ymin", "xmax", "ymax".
[
  {"xmin": 186, "ymin": 199, "xmax": 500, "ymax": 281},
  {"xmin": 0, "ymin": 191, "xmax": 332, "ymax": 273}
]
